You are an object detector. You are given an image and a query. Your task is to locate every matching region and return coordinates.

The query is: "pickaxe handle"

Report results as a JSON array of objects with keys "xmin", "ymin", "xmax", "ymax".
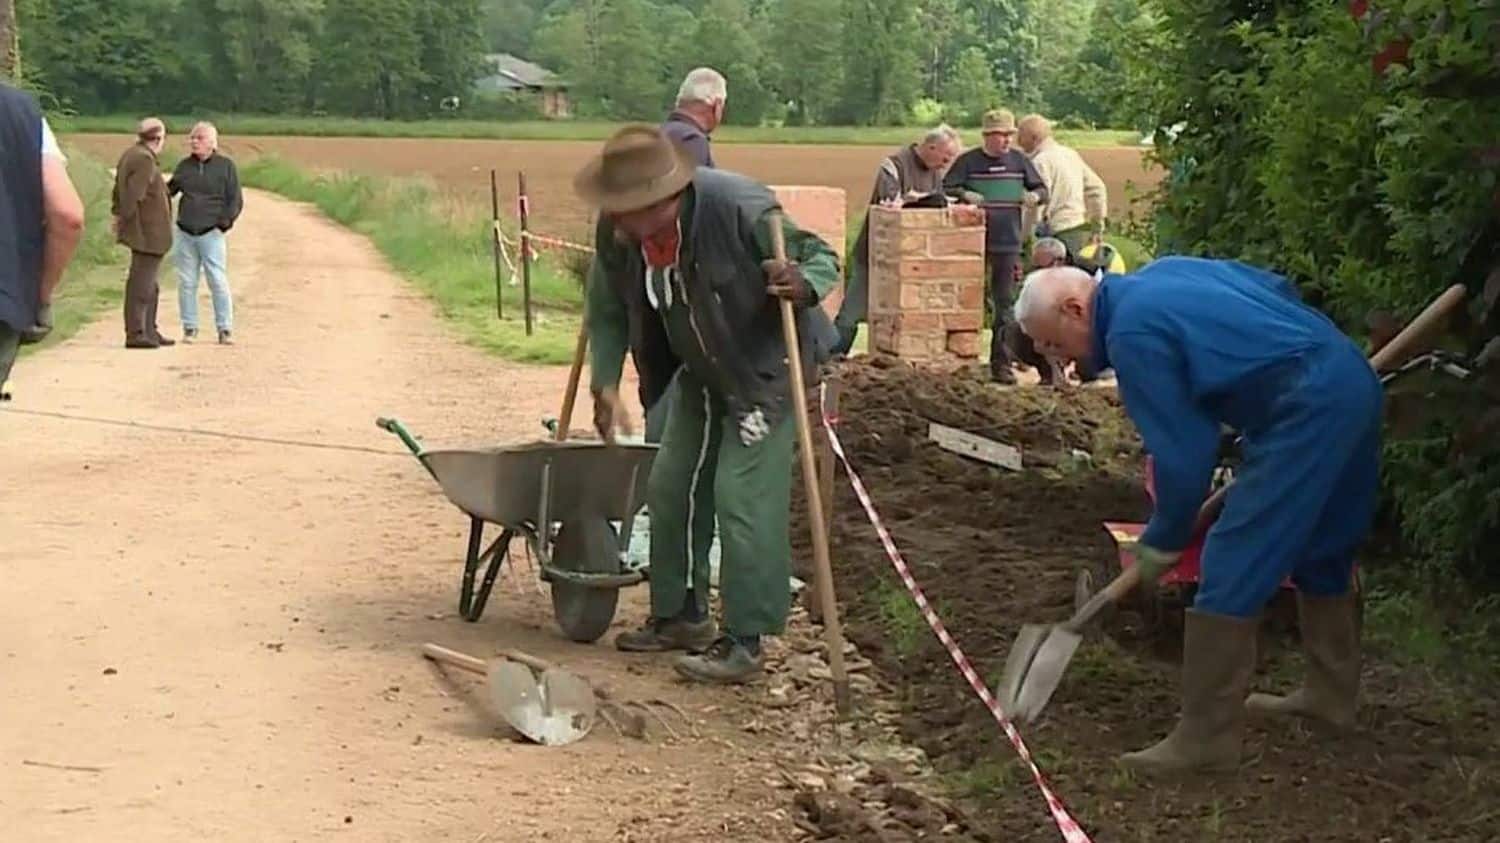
[{"xmin": 769, "ymin": 213, "xmax": 853, "ymax": 716}]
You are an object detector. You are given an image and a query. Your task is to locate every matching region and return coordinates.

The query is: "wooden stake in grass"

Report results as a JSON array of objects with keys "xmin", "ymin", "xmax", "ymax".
[
  {"xmin": 769, "ymin": 212, "xmax": 852, "ymax": 716},
  {"xmin": 517, "ymin": 171, "xmax": 534, "ymax": 337},
  {"xmin": 489, "ymin": 168, "xmax": 504, "ymax": 320}
]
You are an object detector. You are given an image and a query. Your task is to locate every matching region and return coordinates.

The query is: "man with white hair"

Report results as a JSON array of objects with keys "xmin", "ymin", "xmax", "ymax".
[
  {"xmin": 113, "ymin": 117, "xmax": 175, "ymax": 348},
  {"xmin": 635, "ymin": 67, "xmax": 728, "ymax": 442},
  {"xmin": 1014, "ymin": 258, "xmax": 1381, "ymax": 775},
  {"xmin": 168, "ymin": 121, "xmax": 243, "ymax": 344},
  {"xmin": 1017, "ymin": 113, "xmax": 1107, "ymax": 258},
  {"xmin": 661, "ymin": 67, "xmax": 726, "ymax": 169},
  {"xmin": 832, "ymin": 124, "xmax": 961, "ymax": 354}
]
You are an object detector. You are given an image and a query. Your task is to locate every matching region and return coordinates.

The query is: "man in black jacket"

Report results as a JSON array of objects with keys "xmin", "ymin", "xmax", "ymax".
[
  {"xmin": 0, "ymin": 82, "xmax": 85, "ymax": 391},
  {"xmin": 168, "ymin": 122, "xmax": 242, "ymax": 344}
]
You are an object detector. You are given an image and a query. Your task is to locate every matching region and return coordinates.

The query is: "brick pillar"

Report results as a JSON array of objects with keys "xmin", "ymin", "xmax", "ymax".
[
  {"xmin": 770, "ymin": 185, "xmax": 847, "ymax": 319},
  {"xmin": 866, "ymin": 207, "xmax": 986, "ymax": 363}
]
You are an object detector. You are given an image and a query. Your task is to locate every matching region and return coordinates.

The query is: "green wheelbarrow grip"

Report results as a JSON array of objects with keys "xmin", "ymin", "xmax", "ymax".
[{"xmin": 377, "ymin": 416, "xmax": 428, "ymax": 459}]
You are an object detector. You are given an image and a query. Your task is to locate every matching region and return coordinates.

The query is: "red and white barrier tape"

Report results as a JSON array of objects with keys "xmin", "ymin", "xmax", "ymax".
[
  {"xmin": 521, "ymin": 230, "xmax": 597, "ymax": 255},
  {"xmin": 822, "ymin": 415, "xmax": 1092, "ymax": 843}
]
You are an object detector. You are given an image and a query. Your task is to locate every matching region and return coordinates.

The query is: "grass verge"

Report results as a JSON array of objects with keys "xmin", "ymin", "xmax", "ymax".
[
  {"xmin": 56, "ymin": 114, "xmax": 1142, "ymax": 149},
  {"xmin": 17, "ymin": 146, "xmax": 125, "ymax": 361},
  {"xmin": 239, "ymin": 156, "xmax": 583, "ymax": 364}
]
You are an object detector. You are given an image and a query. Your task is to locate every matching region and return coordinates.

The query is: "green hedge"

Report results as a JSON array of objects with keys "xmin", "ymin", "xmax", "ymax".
[{"xmin": 1133, "ymin": 0, "xmax": 1500, "ymax": 586}]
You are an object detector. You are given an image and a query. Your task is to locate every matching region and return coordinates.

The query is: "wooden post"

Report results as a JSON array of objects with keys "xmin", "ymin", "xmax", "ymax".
[
  {"xmin": 489, "ymin": 169, "xmax": 504, "ymax": 320},
  {"xmin": 517, "ymin": 171, "xmax": 534, "ymax": 337}
]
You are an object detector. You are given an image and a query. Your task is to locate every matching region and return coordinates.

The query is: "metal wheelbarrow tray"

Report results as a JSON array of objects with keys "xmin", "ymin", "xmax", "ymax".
[{"xmin": 379, "ymin": 417, "xmax": 657, "ymax": 643}]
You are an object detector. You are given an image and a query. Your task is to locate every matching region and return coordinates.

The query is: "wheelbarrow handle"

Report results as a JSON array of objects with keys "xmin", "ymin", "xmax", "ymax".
[{"xmin": 376, "ymin": 416, "xmax": 426, "ymax": 458}]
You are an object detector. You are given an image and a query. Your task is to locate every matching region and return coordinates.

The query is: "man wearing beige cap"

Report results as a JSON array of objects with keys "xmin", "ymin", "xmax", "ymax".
[
  {"xmin": 944, "ymin": 109, "xmax": 1047, "ymax": 383},
  {"xmin": 578, "ymin": 125, "xmax": 841, "ymax": 684}
]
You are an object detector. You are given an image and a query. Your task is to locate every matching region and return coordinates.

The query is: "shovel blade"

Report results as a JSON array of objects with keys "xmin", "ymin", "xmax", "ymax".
[
  {"xmin": 1010, "ymin": 626, "xmax": 1084, "ymax": 724},
  {"xmin": 488, "ymin": 662, "xmax": 597, "ymax": 746},
  {"xmin": 997, "ymin": 624, "xmax": 1049, "ymax": 716}
]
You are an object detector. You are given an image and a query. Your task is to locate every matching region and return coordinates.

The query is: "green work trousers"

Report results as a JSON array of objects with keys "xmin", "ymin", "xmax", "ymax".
[{"xmin": 647, "ymin": 370, "xmax": 795, "ymax": 637}]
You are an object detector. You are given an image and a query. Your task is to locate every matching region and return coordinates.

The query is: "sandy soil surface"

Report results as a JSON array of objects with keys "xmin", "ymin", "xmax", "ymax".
[
  {"xmin": 0, "ymin": 189, "xmax": 820, "ymax": 842},
  {"xmin": 64, "ymin": 135, "xmax": 1161, "ymax": 242}
]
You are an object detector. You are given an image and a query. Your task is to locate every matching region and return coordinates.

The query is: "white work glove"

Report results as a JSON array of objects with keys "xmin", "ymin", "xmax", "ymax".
[
  {"xmin": 738, "ymin": 407, "xmax": 770, "ymax": 446},
  {"xmin": 1023, "ymin": 191, "xmax": 1043, "ymax": 209}
]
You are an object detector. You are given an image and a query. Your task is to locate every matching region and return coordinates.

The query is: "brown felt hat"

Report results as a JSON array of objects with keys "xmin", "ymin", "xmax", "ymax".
[
  {"xmin": 982, "ymin": 109, "xmax": 1018, "ymax": 135},
  {"xmin": 574, "ymin": 125, "xmax": 698, "ymax": 213}
]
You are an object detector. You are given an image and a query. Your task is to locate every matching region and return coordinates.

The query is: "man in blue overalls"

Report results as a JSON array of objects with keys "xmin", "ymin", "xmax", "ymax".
[{"xmin": 1014, "ymin": 258, "xmax": 1382, "ymax": 774}]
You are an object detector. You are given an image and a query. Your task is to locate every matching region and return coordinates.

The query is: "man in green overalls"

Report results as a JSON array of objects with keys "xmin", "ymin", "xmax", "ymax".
[{"xmin": 577, "ymin": 125, "xmax": 841, "ymax": 684}]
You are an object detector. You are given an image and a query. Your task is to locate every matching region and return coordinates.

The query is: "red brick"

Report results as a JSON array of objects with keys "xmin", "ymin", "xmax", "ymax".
[
  {"xmin": 900, "ymin": 258, "xmax": 984, "ymax": 280},
  {"xmin": 896, "ymin": 311, "xmax": 943, "ymax": 332},
  {"xmin": 771, "ymin": 185, "xmax": 847, "ymax": 260},
  {"xmin": 947, "ymin": 331, "xmax": 981, "ymax": 358},
  {"xmin": 958, "ymin": 281, "xmax": 985, "ymax": 311},
  {"xmin": 943, "ymin": 311, "xmax": 984, "ymax": 331},
  {"xmin": 893, "ymin": 209, "xmax": 950, "ymax": 229},
  {"xmin": 899, "ymin": 282, "xmax": 922, "ymax": 310},
  {"xmin": 927, "ymin": 229, "xmax": 985, "ymax": 257}
]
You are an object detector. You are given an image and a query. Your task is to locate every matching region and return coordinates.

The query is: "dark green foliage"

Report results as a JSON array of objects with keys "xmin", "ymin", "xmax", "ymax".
[{"xmin": 1132, "ymin": 0, "xmax": 1500, "ymax": 585}]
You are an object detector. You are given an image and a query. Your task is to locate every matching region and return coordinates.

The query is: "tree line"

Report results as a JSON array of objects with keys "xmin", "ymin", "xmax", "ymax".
[{"xmin": 15, "ymin": 0, "xmax": 1147, "ymax": 127}]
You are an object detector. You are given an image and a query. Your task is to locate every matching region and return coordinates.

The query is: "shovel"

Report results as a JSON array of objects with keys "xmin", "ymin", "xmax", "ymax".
[
  {"xmin": 422, "ymin": 643, "xmax": 597, "ymax": 746},
  {"xmin": 998, "ymin": 283, "xmax": 1473, "ymax": 725}
]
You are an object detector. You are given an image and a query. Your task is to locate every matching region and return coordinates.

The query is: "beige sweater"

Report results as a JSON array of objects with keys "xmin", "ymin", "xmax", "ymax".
[{"xmin": 1025, "ymin": 138, "xmax": 1108, "ymax": 235}]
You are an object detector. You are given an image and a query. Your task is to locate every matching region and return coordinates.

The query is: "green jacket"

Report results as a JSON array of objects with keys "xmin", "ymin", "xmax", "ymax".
[{"xmin": 588, "ymin": 168, "xmax": 840, "ymax": 440}]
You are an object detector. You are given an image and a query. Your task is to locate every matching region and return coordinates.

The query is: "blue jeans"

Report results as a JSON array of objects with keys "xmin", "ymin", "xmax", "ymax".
[{"xmin": 175, "ymin": 229, "xmax": 233, "ymax": 332}]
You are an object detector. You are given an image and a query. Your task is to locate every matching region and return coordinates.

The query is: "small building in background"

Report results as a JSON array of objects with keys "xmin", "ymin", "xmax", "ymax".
[{"xmin": 474, "ymin": 53, "xmax": 571, "ymax": 118}]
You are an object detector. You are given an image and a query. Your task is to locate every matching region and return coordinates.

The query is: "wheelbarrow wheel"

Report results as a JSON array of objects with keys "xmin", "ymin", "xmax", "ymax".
[{"xmin": 549, "ymin": 520, "xmax": 622, "ymax": 644}]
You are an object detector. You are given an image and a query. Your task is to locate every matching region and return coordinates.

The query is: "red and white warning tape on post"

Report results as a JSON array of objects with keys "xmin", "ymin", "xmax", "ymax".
[{"xmin": 822, "ymin": 406, "xmax": 1092, "ymax": 843}]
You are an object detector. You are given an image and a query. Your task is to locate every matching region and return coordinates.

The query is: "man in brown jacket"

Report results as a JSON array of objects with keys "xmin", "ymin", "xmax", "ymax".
[{"xmin": 112, "ymin": 117, "xmax": 174, "ymax": 348}]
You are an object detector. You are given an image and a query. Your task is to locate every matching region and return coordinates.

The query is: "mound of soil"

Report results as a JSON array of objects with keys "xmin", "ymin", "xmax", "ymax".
[{"xmin": 803, "ymin": 356, "xmax": 1500, "ymax": 842}]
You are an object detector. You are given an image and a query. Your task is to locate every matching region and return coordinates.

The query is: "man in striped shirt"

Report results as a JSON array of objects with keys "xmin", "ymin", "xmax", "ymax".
[{"xmin": 944, "ymin": 109, "xmax": 1047, "ymax": 383}]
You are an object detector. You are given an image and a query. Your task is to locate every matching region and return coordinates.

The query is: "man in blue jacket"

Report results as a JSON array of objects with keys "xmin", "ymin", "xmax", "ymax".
[{"xmin": 1014, "ymin": 258, "xmax": 1382, "ymax": 774}]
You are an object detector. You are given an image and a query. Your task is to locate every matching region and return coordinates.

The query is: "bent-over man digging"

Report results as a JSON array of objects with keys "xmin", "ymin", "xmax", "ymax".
[
  {"xmin": 1014, "ymin": 258, "xmax": 1381, "ymax": 775},
  {"xmin": 577, "ymin": 125, "xmax": 840, "ymax": 684}
]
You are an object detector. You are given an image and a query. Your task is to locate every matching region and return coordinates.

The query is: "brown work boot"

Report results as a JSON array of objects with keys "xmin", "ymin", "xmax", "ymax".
[
  {"xmin": 615, "ymin": 616, "xmax": 717, "ymax": 653},
  {"xmin": 1120, "ymin": 609, "xmax": 1258, "ymax": 775},
  {"xmin": 125, "ymin": 336, "xmax": 160, "ymax": 349},
  {"xmin": 1246, "ymin": 592, "xmax": 1360, "ymax": 730}
]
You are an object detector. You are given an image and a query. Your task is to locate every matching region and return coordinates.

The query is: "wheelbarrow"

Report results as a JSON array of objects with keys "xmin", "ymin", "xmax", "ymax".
[{"xmin": 378, "ymin": 417, "xmax": 657, "ymax": 643}]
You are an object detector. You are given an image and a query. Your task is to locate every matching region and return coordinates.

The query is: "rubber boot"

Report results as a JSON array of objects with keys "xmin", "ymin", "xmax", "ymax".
[
  {"xmin": 1120, "ymin": 609, "xmax": 1258, "ymax": 775},
  {"xmin": 1245, "ymin": 592, "xmax": 1360, "ymax": 730}
]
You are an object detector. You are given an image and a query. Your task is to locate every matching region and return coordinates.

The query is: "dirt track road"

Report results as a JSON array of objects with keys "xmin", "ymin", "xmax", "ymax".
[{"xmin": 0, "ymin": 190, "xmax": 797, "ymax": 842}]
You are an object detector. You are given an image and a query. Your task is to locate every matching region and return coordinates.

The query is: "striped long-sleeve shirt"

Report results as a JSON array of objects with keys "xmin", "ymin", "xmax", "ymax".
[{"xmin": 944, "ymin": 147, "xmax": 1046, "ymax": 253}]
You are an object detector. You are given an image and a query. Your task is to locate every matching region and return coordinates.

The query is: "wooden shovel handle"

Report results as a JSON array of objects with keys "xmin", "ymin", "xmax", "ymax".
[
  {"xmin": 1068, "ymin": 564, "xmax": 1143, "ymax": 631},
  {"xmin": 556, "ymin": 323, "xmax": 589, "ymax": 442},
  {"xmin": 422, "ymin": 643, "xmax": 488, "ymax": 676}
]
